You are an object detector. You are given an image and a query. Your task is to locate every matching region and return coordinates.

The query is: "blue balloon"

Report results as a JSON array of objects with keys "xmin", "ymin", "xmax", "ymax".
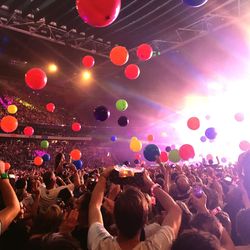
[
  {"xmin": 165, "ymin": 146, "xmax": 171, "ymax": 152},
  {"xmin": 143, "ymin": 144, "xmax": 161, "ymax": 162},
  {"xmin": 111, "ymin": 135, "xmax": 117, "ymax": 142},
  {"xmin": 73, "ymin": 160, "xmax": 83, "ymax": 170},
  {"xmin": 205, "ymin": 127, "xmax": 217, "ymax": 140},
  {"xmin": 42, "ymin": 153, "xmax": 51, "ymax": 162},
  {"xmin": 183, "ymin": 0, "xmax": 208, "ymax": 7}
]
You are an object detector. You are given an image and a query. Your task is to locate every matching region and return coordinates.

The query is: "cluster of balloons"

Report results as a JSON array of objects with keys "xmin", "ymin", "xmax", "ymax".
[
  {"xmin": 76, "ymin": 0, "xmax": 121, "ymax": 27},
  {"xmin": 0, "ymin": 115, "xmax": 18, "ymax": 133},
  {"xmin": 130, "ymin": 137, "xmax": 142, "ymax": 153},
  {"xmin": 46, "ymin": 103, "xmax": 55, "ymax": 113},
  {"xmin": 72, "ymin": 122, "xmax": 81, "ymax": 132},
  {"xmin": 82, "ymin": 55, "xmax": 95, "ymax": 68},
  {"xmin": 94, "ymin": 106, "xmax": 110, "ymax": 121},
  {"xmin": 25, "ymin": 68, "xmax": 47, "ymax": 90},
  {"xmin": 70, "ymin": 149, "xmax": 82, "ymax": 161}
]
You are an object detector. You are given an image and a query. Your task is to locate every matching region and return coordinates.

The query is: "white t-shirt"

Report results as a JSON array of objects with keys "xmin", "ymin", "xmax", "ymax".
[
  {"xmin": 39, "ymin": 184, "xmax": 74, "ymax": 213},
  {"xmin": 88, "ymin": 222, "xmax": 175, "ymax": 250}
]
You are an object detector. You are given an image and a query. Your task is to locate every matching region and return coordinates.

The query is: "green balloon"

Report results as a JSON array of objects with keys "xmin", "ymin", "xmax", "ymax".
[
  {"xmin": 40, "ymin": 140, "xmax": 49, "ymax": 149},
  {"xmin": 169, "ymin": 149, "xmax": 180, "ymax": 163},
  {"xmin": 116, "ymin": 99, "xmax": 128, "ymax": 111}
]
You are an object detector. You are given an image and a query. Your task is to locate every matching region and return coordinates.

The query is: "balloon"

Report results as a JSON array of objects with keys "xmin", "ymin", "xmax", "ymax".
[
  {"xmin": 116, "ymin": 99, "xmax": 128, "ymax": 111},
  {"xmin": 143, "ymin": 144, "xmax": 161, "ymax": 162},
  {"xmin": 179, "ymin": 144, "xmax": 195, "ymax": 161},
  {"xmin": 46, "ymin": 103, "xmax": 55, "ymax": 113},
  {"xmin": 25, "ymin": 68, "xmax": 47, "ymax": 90},
  {"xmin": 137, "ymin": 43, "xmax": 153, "ymax": 61},
  {"xmin": 165, "ymin": 146, "xmax": 171, "ymax": 152},
  {"xmin": 5, "ymin": 162, "xmax": 11, "ymax": 171},
  {"xmin": 94, "ymin": 106, "xmax": 110, "ymax": 121},
  {"xmin": 7, "ymin": 104, "xmax": 17, "ymax": 114},
  {"xmin": 72, "ymin": 122, "xmax": 81, "ymax": 132},
  {"xmin": 111, "ymin": 135, "xmax": 117, "ymax": 142},
  {"xmin": 40, "ymin": 140, "xmax": 49, "ymax": 149},
  {"xmin": 42, "ymin": 153, "xmax": 51, "ymax": 162},
  {"xmin": 221, "ymin": 157, "xmax": 227, "ymax": 163},
  {"xmin": 130, "ymin": 139, "xmax": 142, "ymax": 153},
  {"xmin": 125, "ymin": 64, "xmax": 140, "ymax": 80},
  {"xmin": 171, "ymin": 145, "xmax": 176, "ymax": 150},
  {"xmin": 187, "ymin": 117, "xmax": 200, "ymax": 130},
  {"xmin": 206, "ymin": 154, "xmax": 213, "ymax": 160},
  {"xmin": 235, "ymin": 112, "xmax": 244, "ymax": 122},
  {"xmin": 183, "ymin": 0, "xmax": 208, "ymax": 7},
  {"xmin": 24, "ymin": 126, "xmax": 34, "ymax": 136},
  {"xmin": 160, "ymin": 151, "xmax": 168, "ymax": 162},
  {"xmin": 118, "ymin": 116, "xmax": 129, "ymax": 127},
  {"xmin": 110, "ymin": 46, "xmax": 129, "ymax": 66},
  {"xmin": 82, "ymin": 55, "xmax": 95, "ymax": 68},
  {"xmin": 200, "ymin": 136, "xmax": 207, "ymax": 142},
  {"xmin": 134, "ymin": 159, "xmax": 140, "ymax": 164},
  {"xmin": 205, "ymin": 127, "xmax": 217, "ymax": 140},
  {"xmin": 205, "ymin": 115, "xmax": 210, "ymax": 120},
  {"xmin": 70, "ymin": 149, "xmax": 82, "ymax": 161},
  {"xmin": 239, "ymin": 140, "xmax": 250, "ymax": 151},
  {"xmin": 76, "ymin": 0, "xmax": 121, "ymax": 27},
  {"xmin": 135, "ymin": 153, "xmax": 141, "ymax": 159},
  {"xmin": 73, "ymin": 160, "xmax": 83, "ymax": 170},
  {"xmin": 169, "ymin": 149, "xmax": 181, "ymax": 163},
  {"xmin": 34, "ymin": 156, "xmax": 43, "ymax": 166},
  {"xmin": 131, "ymin": 137, "xmax": 138, "ymax": 141},
  {"xmin": 0, "ymin": 115, "xmax": 18, "ymax": 133},
  {"xmin": 147, "ymin": 135, "xmax": 154, "ymax": 142}
]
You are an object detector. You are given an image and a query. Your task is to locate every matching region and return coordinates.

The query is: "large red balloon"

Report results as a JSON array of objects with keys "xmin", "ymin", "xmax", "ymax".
[
  {"xmin": 160, "ymin": 151, "xmax": 168, "ymax": 162},
  {"xmin": 137, "ymin": 44, "xmax": 153, "ymax": 61},
  {"xmin": 70, "ymin": 149, "xmax": 82, "ymax": 161},
  {"xmin": 110, "ymin": 46, "xmax": 129, "ymax": 66},
  {"xmin": 82, "ymin": 55, "xmax": 95, "ymax": 68},
  {"xmin": 76, "ymin": 0, "xmax": 121, "ymax": 27},
  {"xmin": 46, "ymin": 103, "xmax": 55, "ymax": 113},
  {"xmin": 187, "ymin": 117, "xmax": 200, "ymax": 130},
  {"xmin": 24, "ymin": 126, "xmax": 34, "ymax": 136},
  {"xmin": 25, "ymin": 68, "xmax": 47, "ymax": 90},
  {"xmin": 0, "ymin": 115, "xmax": 18, "ymax": 133},
  {"xmin": 72, "ymin": 122, "xmax": 82, "ymax": 132},
  {"xmin": 179, "ymin": 144, "xmax": 195, "ymax": 160},
  {"xmin": 125, "ymin": 64, "xmax": 140, "ymax": 80}
]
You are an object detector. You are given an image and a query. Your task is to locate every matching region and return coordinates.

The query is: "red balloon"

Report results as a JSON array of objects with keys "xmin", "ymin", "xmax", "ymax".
[
  {"xmin": 82, "ymin": 55, "xmax": 95, "ymax": 68},
  {"xmin": 24, "ymin": 126, "xmax": 34, "ymax": 136},
  {"xmin": 125, "ymin": 64, "xmax": 140, "ymax": 80},
  {"xmin": 110, "ymin": 46, "xmax": 129, "ymax": 66},
  {"xmin": 135, "ymin": 153, "xmax": 141, "ymax": 160},
  {"xmin": 70, "ymin": 149, "xmax": 82, "ymax": 161},
  {"xmin": 235, "ymin": 112, "xmax": 244, "ymax": 122},
  {"xmin": 239, "ymin": 140, "xmax": 250, "ymax": 151},
  {"xmin": 0, "ymin": 115, "xmax": 18, "ymax": 133},
  {"xmin": 76, "ymin": 0, "xmax": 121, "ymax": 27},
  {"xmin": 25, "ymin": 68, "xmax": 47, "ymax": 90},
  {"xmin": 187, "ymin": 117, "xmax": 200, "ymax": 130},
  {"xmin": 5, "ymin": 162, "xmax": 11, "ymax": 171},
  {"xmin": 34, "ymin": 156, "xmax": 43, "ymax": 166},
  {"xmin": 46, "ymin": 103, "xmax": 55, "ymax": 113},
  {"xmin": 160, "ymin": 151, "xmax": 168, "ymax": 162},
  {"xmin": 72, "ymin": 122, "xmax": 82, "ymax": 132},
  {"xmin": 137, "ymin": 43, "xmax": 153, "ymax": 61},
  {"xmin": 179, "ymin": 144, "xmax": 195, "ymax": 161}
]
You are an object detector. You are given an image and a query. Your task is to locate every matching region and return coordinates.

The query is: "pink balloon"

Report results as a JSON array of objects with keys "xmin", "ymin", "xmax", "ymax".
[
  {"xmin": 25, "ymin": 68, "xmax": 47, "ymax": 90},
  {"xmin": 235, "ymin": 112, "xmax": 244, "ymax": 122},
  {"xmin": 72, "ymin": 122, "xmax": 82, "ymax": 132},
  {"xmin": 137, "ymin": 43, "xmax": 153, "ymax": 61},
  {"xmin": 24, "ymin": 126, "xmax": 34, "ymax": 136},
  {"xmin": 76, "ymin": 0, "xmax": 121, "ymax": 27},
  {"xmin": 239, "ymin": 140, "xmax": 250, "ymax": 151},
  {"xmin": 125, "ymin": 64, "xmax": 140, "ymax": 80},
  {"xmin": 82, "ymin": 55, "xmax": 95, "ymax": 68},
  {"xmin": 160, "ymin": 151, "xmax": 168, "ymax": 162},
  {"xmin": 179, "ymin": 144, "xmax": 195, "ymax": 160},
  {"xmin": 187, "ymin": 117, "xmax": 200, "ymax": 130},
  {"xmin": 46, "ymin": 103, "xmax": 55, "ymax": 113}
]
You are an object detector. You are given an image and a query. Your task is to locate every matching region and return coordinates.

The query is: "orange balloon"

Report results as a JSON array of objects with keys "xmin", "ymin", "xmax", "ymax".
[
  {"xmin": 110, "ymin": 46, "xmax": 129, "ymax": 66},
  {"xmin": 147, "ymin": 135, "xmax": 154, "ymax": 142},
  {"xmin": 5, "ymin": 162, "xmax": 11, "ymax": 171},
  {"xmin": 70, "ymin": 149, "xmax": 82, "ymax": 161},
  {"xmin": 34, "ymin": 156, "xmax": 43, "ymax": 166},
  {"xmin": 0, "ymin": 115, "xmax": 18, "ymax": 133}
]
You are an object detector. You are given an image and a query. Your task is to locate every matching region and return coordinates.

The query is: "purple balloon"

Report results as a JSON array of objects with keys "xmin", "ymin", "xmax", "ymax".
[
  {"xmin": 205, "ymin": 127, "xmax": 217, "ymax": 140},
  {"xmin": 200, "ymin": 136, "xmax": 207, "ymax": 142}
]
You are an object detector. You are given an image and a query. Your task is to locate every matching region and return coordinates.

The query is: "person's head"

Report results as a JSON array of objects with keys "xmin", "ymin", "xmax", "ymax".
[
  {"xmin": 55, "ymin": 153, "xmax": 65, "ymax": 168},
  {"xmin": 191, "ymin": 213, "xmax": 221, "ymax": 239},
  {"xmin": 57, "ymin": 188, "xmax": 73, "ymax": 209},
  {"xmin": 15, "ymin": 178, "xmax": 27, "ymax": 190},
  {"xmin": 176, "ymin": 201, "xmax": 193, "ymax": 234},
  {"xmin": 76, "ymin": 192, "xmax": 91, "ymax": 226},
  {"xmin": 203, "ymin": 187, "xmax": 220, "ymax": 210},
  {"xmin": 114, "ymin": 187, "xmax": 148, "ymax": 239},
  {"xmin": 43, "ymin": 171, "xmax": 56, "ymax": 189},
  {"xmin": 176, "ymin": 175, "xmax": 190, "ymax": 194},
  {"xmin": 31, "ymin": 205, "xmax": 63, "ymax": 235},
  {"xmin": 28, "ymin": 233, "xmax": 81, "ymax": 250},
  {"xmin": 171, "ymin": 230, "xmax": 221, "ymax": 250},
  {"xmin": 236, "ymin": 208, "xmax": 250, "ymax": 245}
]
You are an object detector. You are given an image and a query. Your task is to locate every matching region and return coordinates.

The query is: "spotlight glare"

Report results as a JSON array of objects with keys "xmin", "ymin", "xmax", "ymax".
[
  {"xmin": 82, "ymin": 70, "xmax": 91, "ymax": 81},
  {"xmin": 48, "ymin": 63, "xmax": 58, "ymax": 73}
]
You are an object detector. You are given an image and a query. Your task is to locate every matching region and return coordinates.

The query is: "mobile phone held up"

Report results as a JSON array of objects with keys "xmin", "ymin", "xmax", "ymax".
[{"xmin": 109, "ymin": 165, "xmax": 144, "ymax": 186}]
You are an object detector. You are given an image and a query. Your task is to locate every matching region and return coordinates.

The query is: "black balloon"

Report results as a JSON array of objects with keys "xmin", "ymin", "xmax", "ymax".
[
  {"xmin": 118, "ymin": 116, "xmax": 129, "ymax": 127},
  {"xmin": 94, "ymin": 106, "xmax": 110, "ymax": 121}
]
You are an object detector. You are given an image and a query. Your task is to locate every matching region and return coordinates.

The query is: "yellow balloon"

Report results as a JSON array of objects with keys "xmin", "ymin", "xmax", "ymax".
[
  {"xmin": 7, "ymin": 105, "xmax": 18, "ymax": 114},
  {"xmin": 130, "ymin": 139, "xmax": 142, "ymax": 153},
  {"xmin": 130, "ymin": 136, "xmax": 138, "ymax": 141}
]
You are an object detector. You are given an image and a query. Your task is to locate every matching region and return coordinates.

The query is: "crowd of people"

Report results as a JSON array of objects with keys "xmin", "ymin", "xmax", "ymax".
[{"xmin": 1, "ymin": 148, "xmax": 250, "ymax": 250}]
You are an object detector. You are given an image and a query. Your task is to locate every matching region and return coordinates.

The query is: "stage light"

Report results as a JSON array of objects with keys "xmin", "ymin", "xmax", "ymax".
[
  {"xmin": 48, "ymin": 63, "xmax": 58, "ymax": 73},
  {"xmin": 82, "ymin": 70, "xmax": 92, "ymax": 81}
]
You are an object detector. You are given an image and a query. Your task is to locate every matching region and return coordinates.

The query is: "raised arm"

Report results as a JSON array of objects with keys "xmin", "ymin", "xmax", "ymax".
[{"xmin": 0, "ymin": 161, "xmax": 20, "ymax": 234}]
